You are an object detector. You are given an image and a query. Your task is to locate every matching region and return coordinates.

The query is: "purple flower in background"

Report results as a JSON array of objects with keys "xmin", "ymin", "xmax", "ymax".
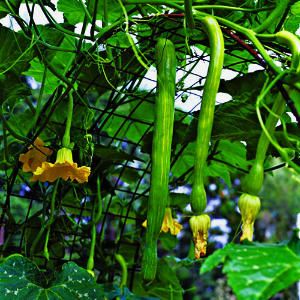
[{"xmin": 19, "ymin": 184, "xmax": 31, "ymax": 196}]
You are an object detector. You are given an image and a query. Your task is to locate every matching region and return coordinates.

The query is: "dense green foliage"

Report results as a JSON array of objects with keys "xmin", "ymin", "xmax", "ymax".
[{"xmin": 0, "ymin": 0, "xmax": 299, "ymax": 299}]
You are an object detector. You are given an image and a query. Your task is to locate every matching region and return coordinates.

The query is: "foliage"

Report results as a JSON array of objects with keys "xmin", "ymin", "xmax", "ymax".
[
  {"xmin": 0, "ymin": 0, "xmax": 299, "ymax": 299},
  {"xmin": 201, "ymin": 239, "xmax": 300, "ymax": 300}
]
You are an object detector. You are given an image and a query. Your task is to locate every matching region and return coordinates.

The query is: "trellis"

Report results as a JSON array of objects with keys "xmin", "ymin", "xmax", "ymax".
[{"xmin": 0, "ymin": 5, "xmax": 295, "ymax": 294}]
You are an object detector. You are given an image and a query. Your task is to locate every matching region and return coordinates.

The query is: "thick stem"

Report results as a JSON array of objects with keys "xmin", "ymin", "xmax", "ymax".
[
  {"xmin": 184, "ymin": 0, "xmax": 195, "ymax": 29},
  {"xmin": 62, "ymin": 92, "xmax": 74, "ymax": 148}
]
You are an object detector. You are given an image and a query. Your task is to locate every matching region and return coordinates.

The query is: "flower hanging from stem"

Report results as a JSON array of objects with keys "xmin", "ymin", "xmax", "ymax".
[
  {"xmin": 238, "ymin": 193, "xmax": 261, "ymax": 241},
  {"xmin": 142, "ymin": 207, "xmax": 182, "ymax": 235},
  {"xmin": 189, "ymin": 214, "xmax": 210, "ymax": 259},
  {"xmin": 31, "ymin": 147, "xmax": 90, "ymax": 183},
  {"xmin": 31, "ymin": 91, "xmax": 91, "ymax": 183},
  {"xmin": 19, "ymin": 137, "xmax": 53, "ymax": 172}
]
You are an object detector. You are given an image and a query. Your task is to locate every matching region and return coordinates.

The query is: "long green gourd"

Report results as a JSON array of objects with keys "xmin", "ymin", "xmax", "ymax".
[
  {"xmin": 190, "ymin": 16, "xmax": 224, "ymax": 214},
  {"xmin": 242, "ymin": 92, "xmax": 286, "ymax": 195},
  {"xmin": 142, "ymin": 38, "xmax": 176, "ymax": 281},
  {"xmin": 239, "ymin": 31, "xmax": 300, "ymax": 241},
  {"xmin": 242, "ymin": 30, "xmax": 300, "ymax": 195}
]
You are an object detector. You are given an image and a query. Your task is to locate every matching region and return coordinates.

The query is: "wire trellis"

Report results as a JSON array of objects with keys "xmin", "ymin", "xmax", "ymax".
[{"xmin": 0, "ymin": 9, "xmax": 294, "ymax": 292}]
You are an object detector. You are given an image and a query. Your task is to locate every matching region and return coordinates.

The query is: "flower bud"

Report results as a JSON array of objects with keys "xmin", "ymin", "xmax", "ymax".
[
  {"xmin": 189, "ymin": 214, "xmax": 210, "ymax": 259},
  {"xmin": 238, "ymin": 193, "xmax": 261, "ymax": 241}
]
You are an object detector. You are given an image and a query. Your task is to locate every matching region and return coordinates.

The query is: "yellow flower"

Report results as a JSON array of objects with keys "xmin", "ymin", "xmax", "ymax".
[
  {"xmin": 238, "ymin": 193, "xmax": 261, "ymax": 241},
  {"xmin": 142, "ymin": 207, "xmax": 182, "ymax": 235},
  {"xmin": 19, "ymin": 137, "xmax": 53, "ymax": 172},
  {"xmin": 31, "ymin": 147, "xmax": 90, "ymax": 183},
  {"xmin": 189, "ymin": 214, "xmax": 210, "ymax": 259}
]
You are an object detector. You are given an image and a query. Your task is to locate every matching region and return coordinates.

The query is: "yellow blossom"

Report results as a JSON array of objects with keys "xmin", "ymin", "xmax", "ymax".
[
  {"xmin": 238, "ymin": 193, "xmax": 261, "ymax": 241},
  {"xmin": 142, "ymin": 207, "xmax": 182, "ymax": 235},
  {"xmin": 31, "ymin": 147, "xmax": 90, "ymax": 183},
  {"xmin": 19, "ymin": 137, "xmax": 53, "ymax": 172},
  {"xmin": 189, "ymin": 214, "xmax": 210, "ymax": 259}
]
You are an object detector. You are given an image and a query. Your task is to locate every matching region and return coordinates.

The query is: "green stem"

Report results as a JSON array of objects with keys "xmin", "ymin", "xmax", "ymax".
[
  {"xmin": 193, "ymin": 5, "xmax": 275, "ymax": 12},
  {"xmin": 31, "ymin": 181, "xmax": 59, "ymax": 257},
  {"xmin": 190, "ymin": 15, "xmax": 224, "ymax": 214},
  {"xmin": 115, "ymin": 254, "xmax": 128, "ymax": 292},
  {"xmin": 87, "ymin": 177, "xmax": 103, "ymax": 274},
  {"xmin": 87, "ymin": 224, "xmax": 96, "ymax": 273},
  {"xmin": 242, "ymin": 71, "xmax": 298, "ymax": 194},
  {"xmin": 0, "ymin": 114, "xmax": 29, "ymax": 142},
  {"xmin": 122, "ymin": 0, "xmax": 183, "ymax": 10},
  {"xmin": 94, "ymin": 176, "xmax": 103, "ymax": 224},
  {"xmin": 255, "ymin": 73, "xmax": 288, "ymax": 164},
  {"xmin": 254, "ymin": 0, "xmax": 289, "ymax": 33},
  {"xmin": 184, "ymin": 0, "xmax": 195, "ymax": 29},
  {"xmin": 2, "ymin": 122, "xmax": 8, "ymax": 163},
  {"xmin": 204, "ymin": 14, "xmax": 282, "ymax": 74},
  {"xmin": 103, "ymin": 0, "xmax": 108, "ymax": 27},
  {"xmin": 43, "ymin": 180, "xmax": 58, "ymax": 260},
  {"xmin": 256, "ymin": 91, "xmax": 300, "ymax": 173},
  {"xmin": 257, "ymin": 31, "xmax": 300, "ymax": 74},
  {"xmin": 62, "ymin": 92, "xmax": 74, "ymax": 148},
  {"xmin": 117, "ymin": 0, "xmax": 150, "ymax": 70}
]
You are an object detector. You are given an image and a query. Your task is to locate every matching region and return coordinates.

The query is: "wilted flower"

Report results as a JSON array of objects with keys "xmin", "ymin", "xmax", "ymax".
[
  {"xmin": 19, "ymin": 137, "xmax": 53, "ymax": 172},
  {"xmin": 238, "ymin": 193, "xmax": 261, "ymax": 241},
  {"xmin": 142, "ymin": 207, "xmax": 182, "ymax": 235},
  {"xmin": 31, "ymin": 147, "xmax": 90, "ymax": 183},
  {"xmin": 189, "ymin": 214, "xmax": 210, "ymax": 259}
]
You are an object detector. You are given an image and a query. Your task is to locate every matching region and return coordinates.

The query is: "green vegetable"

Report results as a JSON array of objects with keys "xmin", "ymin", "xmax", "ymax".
[
  {"xmin": 142, "ymin": 38, "xmax": 176, "ymax": 281},
  {"xmin": 190, "ymin": 16, "xmax": 224, "ymax": 214},
  {"xmin": 243, "ymin": 30, "xmax": 300, "ymax": 193},
  {"xmin": 242, "ymin": 90, "xmax": 286, "ymax": 195}
]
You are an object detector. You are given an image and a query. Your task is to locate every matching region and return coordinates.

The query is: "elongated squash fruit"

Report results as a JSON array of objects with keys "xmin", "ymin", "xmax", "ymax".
[
  {"xmin": 190, "ymin": 16, "xmax": 224, "ymax": 214},
  {"xmin": 142, "ymin": 38, "xmax": 176, "ymax": 281},
  {"xmin": 188, "ymin": 16, "xmax": 224, "ymax": 259}
]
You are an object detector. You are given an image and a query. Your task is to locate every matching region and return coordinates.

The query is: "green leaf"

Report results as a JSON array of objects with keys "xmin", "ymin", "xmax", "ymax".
[
  {"xmin": 57, "ymin": 0, "xmax": 85, "ymax": 24},
  {"xmin": 223, "ymin": 50, "xmax": 254, "ymax": 72},
  {"xmin": 0, "ymin": 27, "xmax": 32, "ymax": 73},
  {"xmin": 23, "ymin": 38, "xmax": 75, "ymax": 94},
  {"xmin": 291, "ymin": 2, "xmax": 300, "ymax": 15},
  {"xmin": 0, "ymin": 254, "xmax": 105, "ymax": 299},
  {"xmin": 58, "ymin": 0, "xmax": 133, "ymax": 25},
  {"xmin": 23, "ymin": 58, "xmax": 59, "ymax": 94},
  {"xmin": 0, "ymin": 0, "xmax": 21, "ymax": 20},
  {"xmin": 107, "ymin": 32, "xmax": 131, "ymax": 48},
  {"xmin": 200, "ymin": 243, "xmax": 300, "ymax": 300},
  {"xmin": 214, "ymin": 140, "xmax": 249, "ymax": 171},
  {"xmin": 205, "ymin": 160, "xmax": 232, "ymax": 186},
  {"xmin": 219, "ymin": 70, "xmax": 266, "ymax": 100}
]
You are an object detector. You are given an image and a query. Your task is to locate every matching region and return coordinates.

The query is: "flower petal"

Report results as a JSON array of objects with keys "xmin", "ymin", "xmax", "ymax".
[{"xmin": 31, "ymin": 161, "xmax": 90, "ymax": 183}]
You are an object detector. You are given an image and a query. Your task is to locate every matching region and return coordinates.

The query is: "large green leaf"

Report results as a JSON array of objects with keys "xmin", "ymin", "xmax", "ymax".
[
  {"xmin": 57, "ymin": 0, "xmax": 134, "ymax": 24},
  {"xmin": 0, "ymin": 254, "xmax": 104, "ymax": 299},
  {"xmin": 0, "ymin": 0, "xmax": 21, "ymax": 20},
  {"xmin": 57, "ymin": 0, "xmax": 86, "ymax": 25},
  {"xmin": 214, "ymin": 140, "xmax": 249, "ymax": 170},
  {"xmin": 23, "ymin": 37, "xmax": 76, "ymax": 94},
  {"xmin": 200, "ymin": 243, "xmax": 300, "ymax": 300},
  {"xmin": 0, "ymin": 27, "xmax": 32, "ymax": 73}
]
